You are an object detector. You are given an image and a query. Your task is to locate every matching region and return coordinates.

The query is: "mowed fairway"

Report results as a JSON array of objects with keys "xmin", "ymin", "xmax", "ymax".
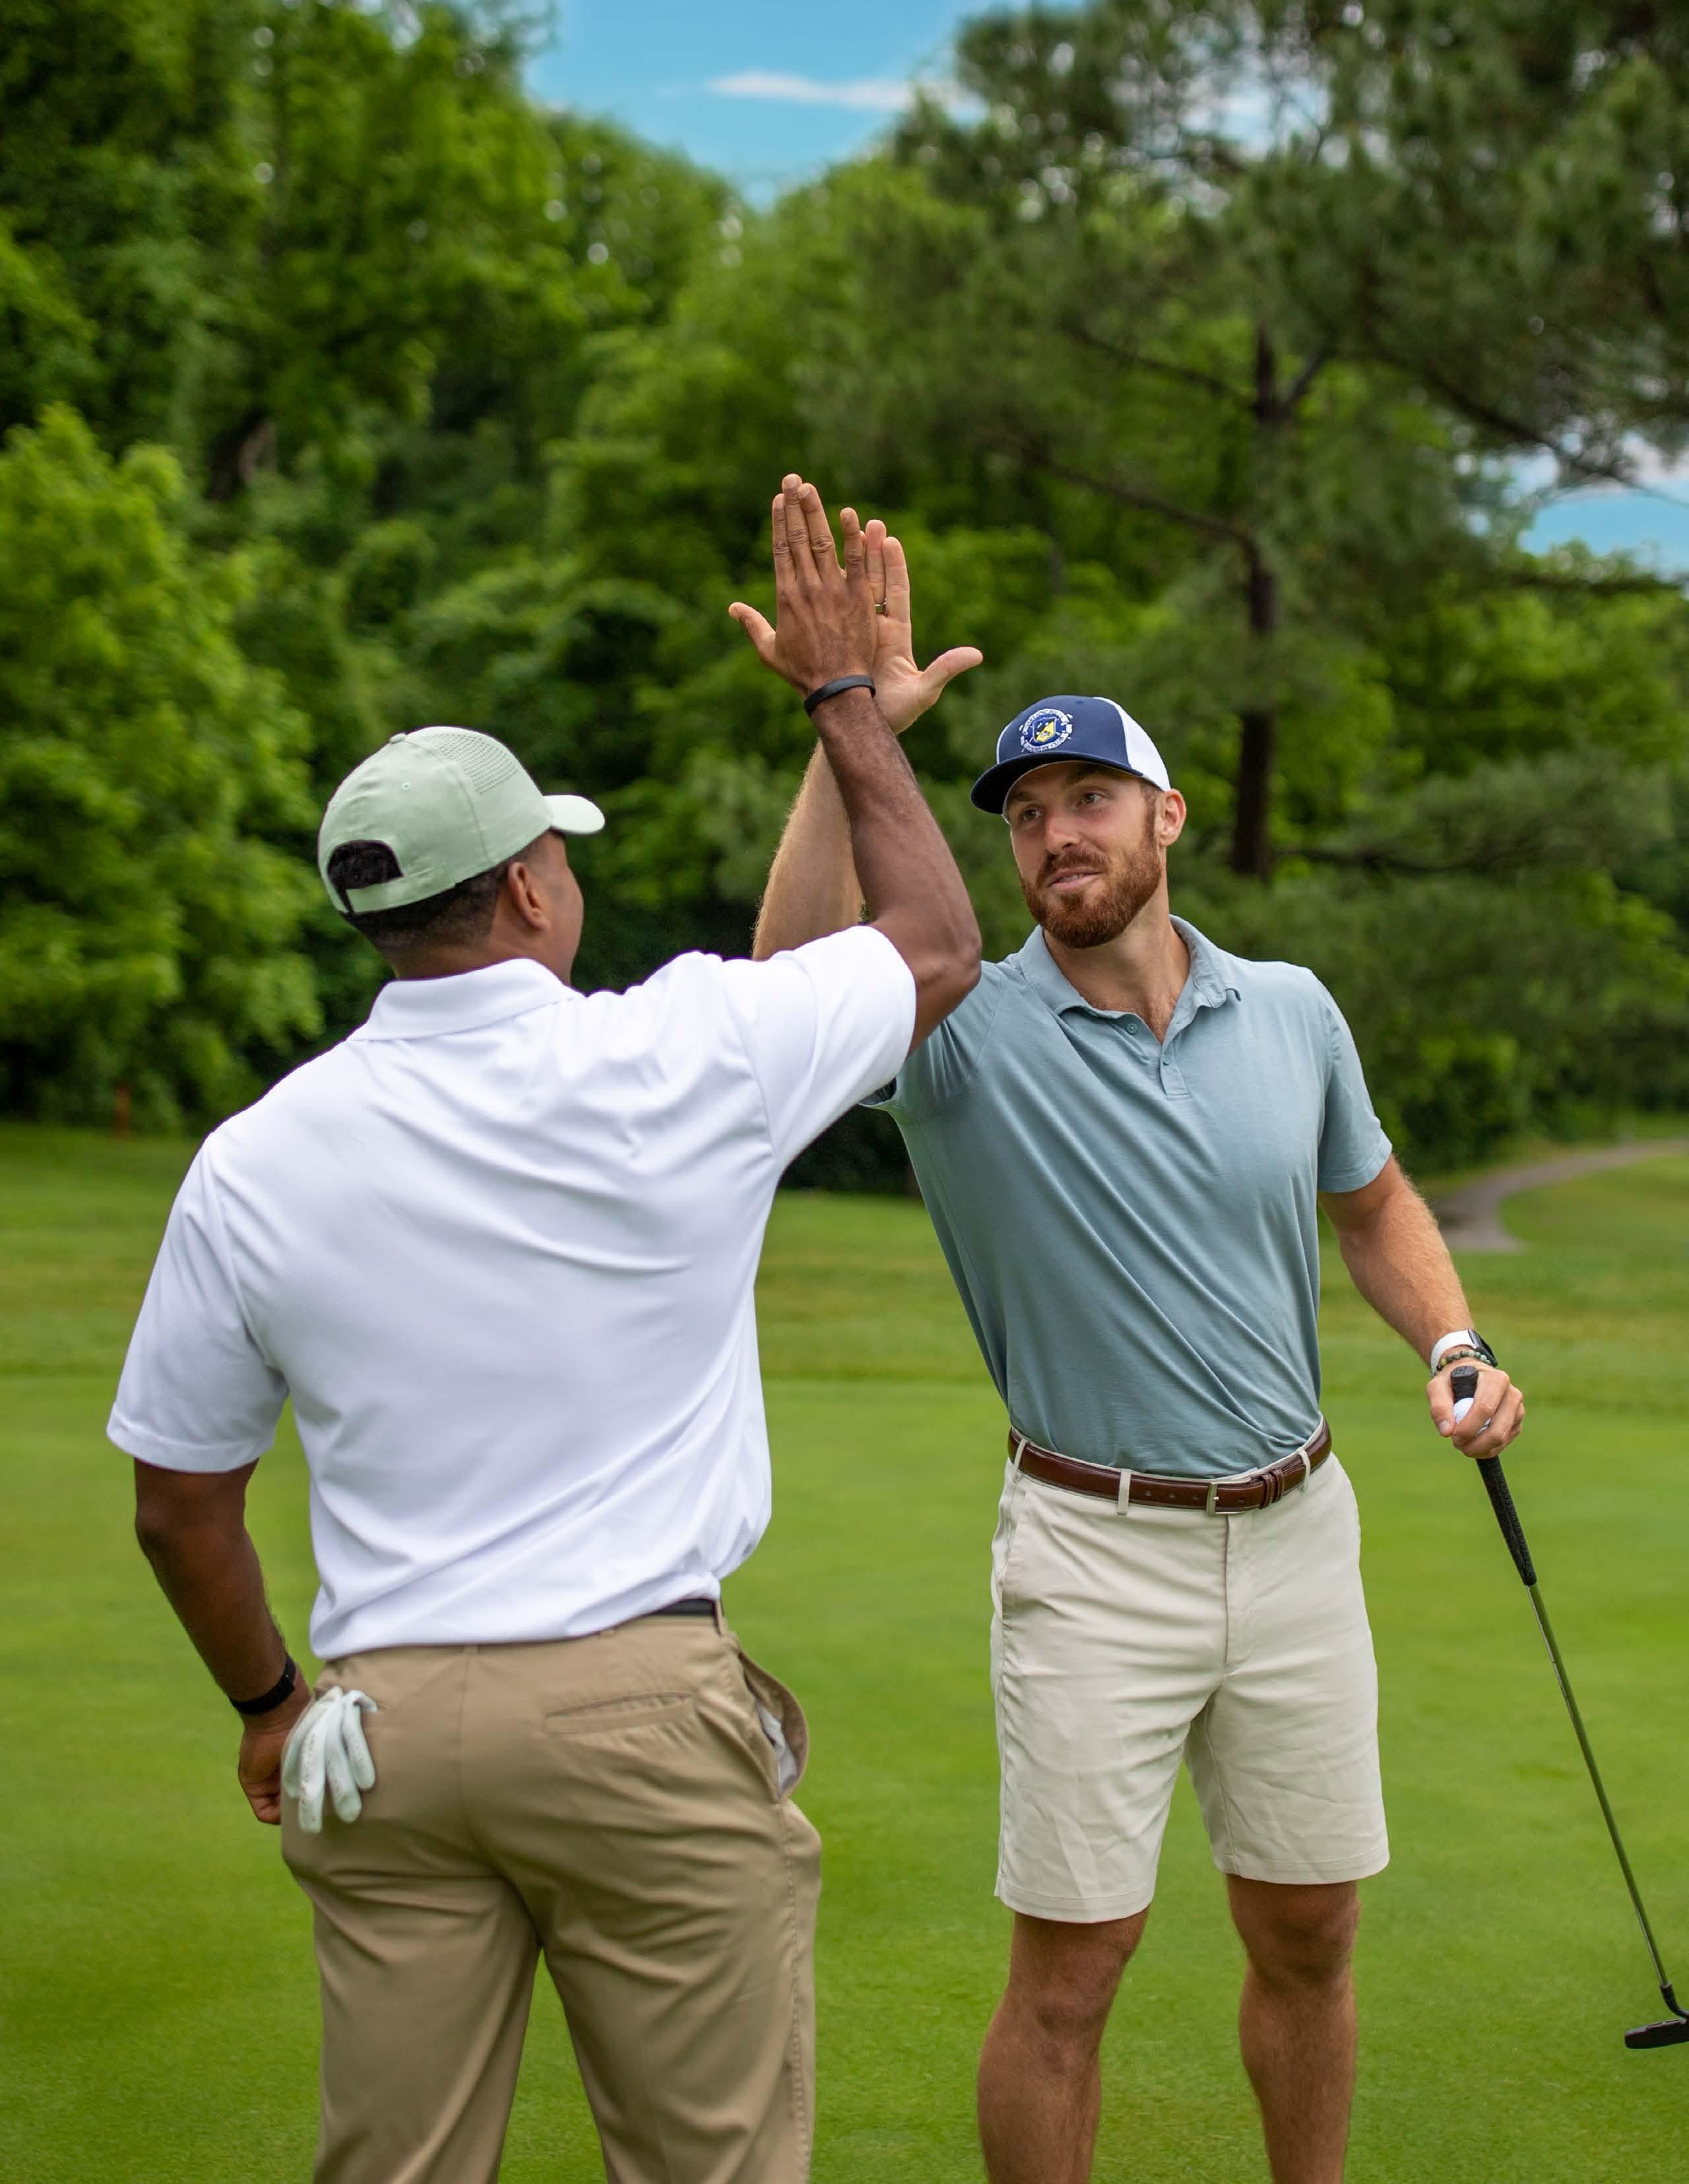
[{"xmin": 4, "ymin": 1122, "xmax": 1688, "ymax": 2182}]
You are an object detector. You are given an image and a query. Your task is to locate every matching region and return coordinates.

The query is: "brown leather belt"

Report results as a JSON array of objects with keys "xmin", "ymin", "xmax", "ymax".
[{"xmin": 1007, "ymin": 1418, "xmax": 1332, "ymax": 1514}]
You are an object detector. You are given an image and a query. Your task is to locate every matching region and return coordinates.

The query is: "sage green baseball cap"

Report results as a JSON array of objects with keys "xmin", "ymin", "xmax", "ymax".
[{"xmin": 318, "ymin": 726, "xmax": 604, "ymax": 915}]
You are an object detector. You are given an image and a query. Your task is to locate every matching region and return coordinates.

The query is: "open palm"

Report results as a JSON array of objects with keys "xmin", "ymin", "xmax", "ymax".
[
  {"xmin": 730, "ymin": 503, "xmax": 981, "ymax": 735},
  {"xmin": 864, "ymin": 519, "xmax": 982, "ymax": 734}
]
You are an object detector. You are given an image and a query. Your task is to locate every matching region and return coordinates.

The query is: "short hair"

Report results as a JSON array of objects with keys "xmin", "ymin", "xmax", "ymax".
[{"xmin": 325, "ymin": 835, "xmax": 545, "ymax": 954}]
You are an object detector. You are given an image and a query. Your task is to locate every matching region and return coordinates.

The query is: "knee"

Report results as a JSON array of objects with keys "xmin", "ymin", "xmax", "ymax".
[
  {"xmin": 1007, "ymin": 1981, "xmax": 1116, "ymax": 2069},
  {"xmin": 999, "ymin": 1915, "xmax": 1141, "ymax": 2070},
  {"xmin": 1234, "ymin": 1884, "xmax": 1359, "ymax": 1994}
]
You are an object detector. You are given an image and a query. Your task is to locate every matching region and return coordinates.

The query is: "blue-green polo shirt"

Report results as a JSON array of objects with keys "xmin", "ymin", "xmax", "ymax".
[{"xmin": 866, "ymin": 918, "xmax": 1391, "ymax": 1480}]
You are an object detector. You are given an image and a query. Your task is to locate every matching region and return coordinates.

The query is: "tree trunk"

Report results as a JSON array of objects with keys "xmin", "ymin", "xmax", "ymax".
[
  {"xmin": 1230, "ymin": 544, "xmax": 1281, "ymax": 876},
  {"xmin": 1230, "ymin": 327, "xmax": 1282, "ymax": 879}
]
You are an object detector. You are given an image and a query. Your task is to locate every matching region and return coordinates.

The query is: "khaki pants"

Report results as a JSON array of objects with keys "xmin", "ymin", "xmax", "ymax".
[{"xmin": 281, "ymin": 1614, "xmax": 820, "ymax": 2184}]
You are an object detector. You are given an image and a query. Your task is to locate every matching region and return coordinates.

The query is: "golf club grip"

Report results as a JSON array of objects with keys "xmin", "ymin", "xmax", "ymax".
[{"xmin": 1477, "ymin": 1456, "xmax": 1537, "ymax": 1587}]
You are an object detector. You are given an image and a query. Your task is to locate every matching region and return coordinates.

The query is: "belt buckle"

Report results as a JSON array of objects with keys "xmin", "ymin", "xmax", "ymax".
[{"xmin": 1204, "ymin": 1480, "xmax": 1220, "ymax": 1515}]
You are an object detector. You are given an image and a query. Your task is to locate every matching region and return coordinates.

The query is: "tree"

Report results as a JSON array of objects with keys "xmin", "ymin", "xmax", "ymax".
[
  {"xmin": 0, "ymin": 407, "xmax": 321, "ymax": 1125},
  {"xmin": 881, "ymin": 3, "xmax": 1500, "ymax": 874},
  {"xmin": 1249, "ymin": 0, "xmax": 1689, "ymax": 486},
  {"xmin": 880, "ymin": 2, "xmax": 1689, "ymax": 872},
  {"xmin": 5, "ymin": 0, "xmax": 1688, "ymax": 1178},
  {"xmin": 0, "ymin": 0, "xmax": 257, "ymax": 453}
]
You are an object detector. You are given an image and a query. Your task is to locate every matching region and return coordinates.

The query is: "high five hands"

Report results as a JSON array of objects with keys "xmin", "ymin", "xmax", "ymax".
[{"xmin": 729, "ymin": 474, "xmax": 982, "ymax": 732}]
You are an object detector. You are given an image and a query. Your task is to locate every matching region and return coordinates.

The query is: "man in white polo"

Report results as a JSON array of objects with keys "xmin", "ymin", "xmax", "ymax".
[
  {"xmin": 744, "ymin": 525, "xmax": 1525, "ymax": 2184},
  {"xmin": 111, "ymin": 476, "xmax": 978, "ymax": 2184}
]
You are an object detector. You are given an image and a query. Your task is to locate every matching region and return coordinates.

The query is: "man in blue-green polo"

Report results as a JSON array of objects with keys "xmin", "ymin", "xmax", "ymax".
[{"xmin": 740, "ymin": 519, "xmax": 1525, "ymax": 2184}]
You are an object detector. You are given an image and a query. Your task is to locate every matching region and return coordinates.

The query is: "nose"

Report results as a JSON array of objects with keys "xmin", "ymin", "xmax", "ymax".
[{"xmin": 1042, "ymin": 808, "xmax": 1088, "ymax": 857}]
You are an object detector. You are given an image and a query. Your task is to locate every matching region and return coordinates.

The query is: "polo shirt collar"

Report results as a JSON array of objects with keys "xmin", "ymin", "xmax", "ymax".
[
  {"xmin": 1015, "ymin": 916, "xmax": 1240, "ymax": 1023},
  {"xmin": 353, "ymin": 959, "xmax": 574, "ymax": 1042}
]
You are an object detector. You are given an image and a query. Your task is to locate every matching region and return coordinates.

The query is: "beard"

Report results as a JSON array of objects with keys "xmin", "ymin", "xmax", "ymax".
[{"xmin": 1019, "ymin": 806, "xmax": 1164, "ymax": 949}]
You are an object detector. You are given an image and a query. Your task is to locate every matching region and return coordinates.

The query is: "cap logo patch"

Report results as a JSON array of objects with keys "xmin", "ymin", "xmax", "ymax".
[{"xmin": 1018, "ymin": 705, "xmax": 1073, "ymax": 754}]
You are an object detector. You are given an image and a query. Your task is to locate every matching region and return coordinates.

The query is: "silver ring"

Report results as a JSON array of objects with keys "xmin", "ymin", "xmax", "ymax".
[{"xmin": 874, "ymin": 601, "xmax": 887, "ymax": 614}]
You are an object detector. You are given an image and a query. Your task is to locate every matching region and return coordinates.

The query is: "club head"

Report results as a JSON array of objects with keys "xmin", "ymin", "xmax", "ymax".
[{"xmin": 1624, "ymin": 2015, "xmax": 1689, "ymax": 2050}]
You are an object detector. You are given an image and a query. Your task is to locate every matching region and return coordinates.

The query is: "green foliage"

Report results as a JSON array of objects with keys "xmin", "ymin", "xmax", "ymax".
[
  {"xmin": 0, "ymin": 0, "xmax": 258, "ymax": 451},
  {"xmin": 1180, "ymin": 851, "xmax": 1689, "ymax": 1168},
  {"xmin": 3, "ymin": 0, "xmax": 1689, "ymax": 1178},
  {"xmin": 0, "ymin": 408, "xmax": 321, "ymax": 1125},
  {"xmin": 1261, "ymin": 0, "xmax": 1689, "ymax": 479}
]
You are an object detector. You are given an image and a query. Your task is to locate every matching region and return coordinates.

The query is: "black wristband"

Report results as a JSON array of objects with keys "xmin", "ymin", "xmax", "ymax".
[
  {"xmin": 802, "ymin": 674, "xmax": 876, "ymax": 719},
  {"xmin": 232, "ymin": 1655, "xmax": 299, "ymax": 1718}
]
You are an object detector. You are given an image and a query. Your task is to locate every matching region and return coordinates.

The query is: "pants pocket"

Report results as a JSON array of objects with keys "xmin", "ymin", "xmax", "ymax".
[
  {"xmin": 543, "ymin": 1690, "xmax": 695, "ymax": 1737},
  {"xmin": 733, "ymin": 1648, "xmax": 809, "ymax": 1798},
  {"xmin": 992, "ymin": 1461, "xmax": 1028, "ymax": 1619}
]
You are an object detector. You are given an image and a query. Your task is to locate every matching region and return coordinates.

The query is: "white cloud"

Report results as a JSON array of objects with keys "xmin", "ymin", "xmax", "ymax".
[{"xmin": 706, "ymin": 70, "xmax": 920, "ymax": 113}]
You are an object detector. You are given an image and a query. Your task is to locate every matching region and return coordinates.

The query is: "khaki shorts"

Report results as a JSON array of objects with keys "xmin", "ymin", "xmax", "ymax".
[{"xmin": 990, "ymin": 1450, "xmax": 1388, "ymax": 1923}]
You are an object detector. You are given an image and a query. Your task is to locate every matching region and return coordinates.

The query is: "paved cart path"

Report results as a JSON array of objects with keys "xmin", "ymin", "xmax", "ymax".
[{"xmin": 1430, "ymin": 1139, "xmax": 1689, "ymax": 1252}]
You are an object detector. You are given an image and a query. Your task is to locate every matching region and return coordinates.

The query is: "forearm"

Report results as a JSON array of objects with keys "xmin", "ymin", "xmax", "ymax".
[
  {"xmin": 135, "ymin": 1469, "xmax": 290, "ymax": 1702},
  {"xmin": 811, "ymin": 688, "xmax": 979, "ymax": 995},
  {"xmin": 753, "ymin": 742, "xmax": 861, "ymax": 959},
  {"xmin": 1333, "ymin": 1180, "xmax": 1469, "ymax": 1364}
]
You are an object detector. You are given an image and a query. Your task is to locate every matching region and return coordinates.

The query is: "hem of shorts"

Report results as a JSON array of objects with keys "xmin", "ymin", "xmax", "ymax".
[
  {"xmin": 1212, "ymin": 1844, "xmax": 1391, "ymax": 1886},
  {"xmin": 996, "ymin": 1879, "xmax": 1157, "ymax": 1923}
]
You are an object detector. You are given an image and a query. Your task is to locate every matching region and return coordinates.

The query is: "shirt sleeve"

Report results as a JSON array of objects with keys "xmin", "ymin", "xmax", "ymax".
[
  {"xmin": 716, "ymin": 924, "xmax": 917, "ymax": 1169},
  {"xmin": 107, "ymin": 1146, "xmax": 288, "ymax": 1473},
  {"xmin": 1314, "ymin": 981, "xmax": 1393, "ymax": 1193}
]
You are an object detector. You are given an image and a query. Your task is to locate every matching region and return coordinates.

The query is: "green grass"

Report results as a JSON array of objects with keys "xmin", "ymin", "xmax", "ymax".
[{"xmin": 4, "ymin": 1122, "xmax": 1688, "ymax": 2180}]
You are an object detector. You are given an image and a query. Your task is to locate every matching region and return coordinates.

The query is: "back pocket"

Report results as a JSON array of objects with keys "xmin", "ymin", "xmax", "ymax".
[{"xmin": 544, "ymin": 1691, "xmax": 693, "ymax": 1737}]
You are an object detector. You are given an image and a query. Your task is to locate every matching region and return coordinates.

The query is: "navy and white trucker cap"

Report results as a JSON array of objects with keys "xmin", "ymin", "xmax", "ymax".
[{"xmin": 970, "ymin": 695, "xmax": 1171, "ymax": 814}]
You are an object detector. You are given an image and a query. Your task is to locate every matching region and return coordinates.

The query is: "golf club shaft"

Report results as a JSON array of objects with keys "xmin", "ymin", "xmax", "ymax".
[{"xmin": 1477, "ymin": 1450, "xmax": 1678, "ymax": 2006}]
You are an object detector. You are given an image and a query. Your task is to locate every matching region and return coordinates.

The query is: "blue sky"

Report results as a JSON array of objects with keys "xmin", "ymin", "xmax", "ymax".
[
  {"xmin": 528, "ymin": 3, "xmax": 1688, "ymax": 571},
  {"xmin": 1523, "ymin": 485, "xmax": 1689, "ymax": 570},
  {"xmin": 528, "ymin": 1, "xmax": 976, "ymax": 201}
]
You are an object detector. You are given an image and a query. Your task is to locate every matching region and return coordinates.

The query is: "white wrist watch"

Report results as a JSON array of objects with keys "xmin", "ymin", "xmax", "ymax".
[{"xmin": 1428, "ymin": 1327, "xmax": 1496, "ymax": 1374}]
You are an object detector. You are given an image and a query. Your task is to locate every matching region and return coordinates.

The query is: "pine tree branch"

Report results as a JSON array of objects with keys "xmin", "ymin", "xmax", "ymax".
[
  {"xmin": 1063, "ymin": 323, "xmax": 1250, "ymax": 408},
  {"xmin": 1280, "ymin": 342, "xmax": 1333, "ymax": 418},
  {"xmin": 986, "ymin": 434, "xmax": 1254, "ymax": 550},
  {"xmin": 1386, "ymin": 347, "xmax": 1634, "ymax": 488}
]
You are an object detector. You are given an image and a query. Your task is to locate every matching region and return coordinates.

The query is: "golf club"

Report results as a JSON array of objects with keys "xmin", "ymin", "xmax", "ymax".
[{"xmin": 1451, "ymin": 1362, "xmax": 1689, "ymax": 2049}]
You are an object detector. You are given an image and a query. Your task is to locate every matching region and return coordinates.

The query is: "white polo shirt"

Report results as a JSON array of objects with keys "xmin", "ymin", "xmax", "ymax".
[{"xmin": 109, "ymin": 928, "xmax": 914, "ymax": 1659}]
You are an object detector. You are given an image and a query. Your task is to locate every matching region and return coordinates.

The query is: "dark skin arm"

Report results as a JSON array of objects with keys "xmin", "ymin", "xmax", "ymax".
[
  {"xmin": 133, "ymin": 1459, "xmax": 311, "ymax": 1824},
  {"xmin": 732, "ymin": 475, "xmax": 980, "ymax": 1047}
]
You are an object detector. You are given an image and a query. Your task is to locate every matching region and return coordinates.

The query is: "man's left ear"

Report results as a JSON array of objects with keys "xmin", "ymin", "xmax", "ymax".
[
  {"xmin": 1157, "ymin": 790, "xmax": 1188, "ymax": 848},
  {"xmin": 504, "ymin": 852, "xmax": 552, "ymax": 931}
]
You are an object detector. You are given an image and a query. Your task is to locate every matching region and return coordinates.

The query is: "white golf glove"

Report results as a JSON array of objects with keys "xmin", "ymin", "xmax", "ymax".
[{"xmin": 282, "ymin": 1687, "xmax": 377, "ymax": 1835}]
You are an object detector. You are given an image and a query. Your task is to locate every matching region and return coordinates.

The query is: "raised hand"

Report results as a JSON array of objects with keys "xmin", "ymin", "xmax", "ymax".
[
  {"xmin": 863, "ymin": 519, "xmax": 983, "ymax": 734},
  {"xmin": 728, "ymin": 474, "xmax": 877, "ymax": 699}
]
